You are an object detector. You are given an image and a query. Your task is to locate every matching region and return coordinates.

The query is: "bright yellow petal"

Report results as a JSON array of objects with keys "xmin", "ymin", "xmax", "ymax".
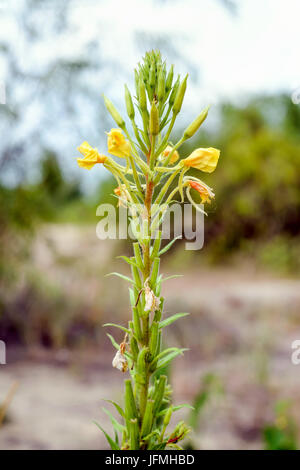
[{"xmin": 183, "ymin": 147, "xmax": 220, "ymax": 173}]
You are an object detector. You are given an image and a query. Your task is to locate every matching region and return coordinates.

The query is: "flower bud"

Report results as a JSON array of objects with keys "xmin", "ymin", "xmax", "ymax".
[
  {"xmin": 163, "ymin": 407, "xmax": 173, "ymax": 428},
  {"xmin": 130, "ymin": 336, "xmax": 139, "ymax": 362},
  {"xmin": 149, "ymin": 321, "xmax": 159, "ymax": 359},
  {"xmin": 165, "ymin": 65, "xmax": 174, "ymax": 94},
  {"xmin": 124, "ymin": 379, "xmax": 137, "ymax": 420},
  {"xmin": 137, "ymin": 347, "xmax": 149, "ymax": 376},
  {"xmin": 149, "ymin": 101, "xmax": 159, "ymax": 136},
  {"xmin": 124, "ymin": 85, "xmax": 135, "ymax": 119},
  {"xmin": 149, "ymin": 61, "xmax": 156, "ymax": 89},
  {"xmin": 141, "ymin": 399, "xmax": 154, "ymax": 437},
  {"xmin": 183, "ymin": 106, "xmax": 209, "ymax": 139},
  {"xmin": 153, "ymin": 375, "xmax": 167, "ymax": 414},
  {"xmin": 157, "ymin": 67, "xmax": 165, "ymax": 102},
  {"xmin": 139, "ymin": 77, "xmax": 147, "ymax": 111},
  {"xmin": 103, "ymin": 95, "xmax": 125, "ymax": 128},
  {"xmin": 134, "ymin": 69, "xmax": 139, "ymax": 100},
  {"xmin": 173, "ymin": 74, "xmax": 188, "ymax": 115},
  {"xmin": 169, "ymin": 76, "xmax": 180, "ymax": 107}
]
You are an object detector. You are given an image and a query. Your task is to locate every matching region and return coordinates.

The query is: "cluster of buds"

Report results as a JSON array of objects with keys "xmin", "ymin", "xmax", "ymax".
[{"xmin": 76, "ymin": 50, "xmax": 220, "ymax": 450}]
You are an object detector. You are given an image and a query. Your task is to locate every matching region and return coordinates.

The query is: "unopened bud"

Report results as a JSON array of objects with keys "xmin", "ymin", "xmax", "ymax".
[
  {"xmin": 125, "ymin": 379, "xmax": 137, "ymax": 420},
  {"xmin": 183, "ymin": 106, "xmax": 209, "ymax": 139},
  {"xmin": 141, "ymin": 400, "xmax": 154, "ymax": 437},
  {"xmin": 163, "ymin": 407, "xmax": 173, "ymax": 428},
  {"xmin": 134, "ymin": 69, "xmax": 139, "ymax": 100},
  {"xmin": 169, "ymin": 76, "xmax": 180, "ymax": 107},
  {"xmin": 173, "ymin": 74, "xmax": 188, "ymax": 115},
  {"xmin": 125, "ymin": 85, "xmax": 135, "ymax": 119},
  {"xmin": 149, "ymin": 101, "xmax": 159, "ymax": 135},
  {"xmin": 157, "ymin": 67, "xmax": 165, "ymax": 102},
  {"xmin": 165, "ymin": 65, "xmax": 174, "ymax": 93},
  {"xmin": 139, "ymin": 77, "xmax": 147, "ymax": 111},
  {"xmin": 149, "ymin": 61, "xmax": 156, "ymax": 88},
  {"xmin": 103, "ymin": 95, "xmax": 125, "ymax": 127}
]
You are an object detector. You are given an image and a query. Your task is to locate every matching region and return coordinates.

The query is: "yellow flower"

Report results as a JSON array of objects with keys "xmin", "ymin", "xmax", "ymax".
[
  {"xmin": 77, "ymin": 141, "xmax": 107, "ymax": 170},
  {"xmin": 107, "ymin": 128, "xmax": 131, "ymax": 158},
  {"xmin": 182, "ymin": 147, "xmax": 220, "ymax": 173},
  {"xmin": 162, "ymin": 145, "xmax": 179, "ymax": 164},
  {"xmin": 187, "ymin": 180, "xmax": 215, "ymax": 204}
]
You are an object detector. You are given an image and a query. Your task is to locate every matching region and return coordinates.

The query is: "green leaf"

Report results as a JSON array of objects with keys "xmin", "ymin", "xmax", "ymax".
[
  {"xmin": 161, "ymin": 274, "xmax": 183, "ymax": 283},
  {"xmin": 158, "ymin": 236, "xmax": 182, "ymax": 256},
  {"xmin": 103, "ymin": 323, "xmax": 130, "ymax": 334},
  {"xmin": 105, "ymin": 272, "xmax": 134, "ymax": 283},
  {"xmin": 102, "ymin": 399, "xmax": 125, "ymax": 419},
  {"xmin": 102, "ymin": 407, "xmax": 126, "ymax": 434},
  {"xmin": 151, "ymin": 347, "xmax": 185, "ymax": 364},
  {"xmin": 106, "ymin": 333, "xmax": 119, "ymax": 350},
  {"xmin": 93, "ymin": 421, "xmax": 120, "ymax": 450},
  {"xmin": 156, "ymin": 348, "xmax": 188, "ymax": 371},
  {"xmin": 157, "ymin": 404, "xmax": 195, "ymax": 418},
  {"xmin": 117, "ymin": 256, "xmax": 140, "ymax": 269},
  {"xmin": 159, "ymin": 313, "xmax": 190, "ymax": 329}
]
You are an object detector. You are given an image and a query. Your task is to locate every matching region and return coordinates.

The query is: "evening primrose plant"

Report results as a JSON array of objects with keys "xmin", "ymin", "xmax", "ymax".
[{"xmin": 76, "ymin": 51, "xmax": 220, "ymax": 450}]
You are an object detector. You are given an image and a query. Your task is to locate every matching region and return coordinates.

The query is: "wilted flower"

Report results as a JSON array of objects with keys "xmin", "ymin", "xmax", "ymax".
[
  {"xmin": 77, "ymin": 142, "xmax": 107, "ymax": 170},
  {"xmin": 107, "ymin": 128, "xmax": 131, "ymax": 158},
  {"xmin": 112, "ymin": 349, "xmax": 128, "ymax": 373},
  {"xmin": 144, "ymin": 283, "xmax": 160, "ymax": 313},
  {"xmin": 187, "ymin": 180, "xmax": 215, "ymax": 204},
  {"xmin": 182, "ymin": 147, "xmax": 220, "ymax": 173},
  {"xmin": 161, "ymin": 145, "xmax": 179, "ymax": 164},
  {"xmin": 114, "ymin": 184, "xmax": 130, "ymax": 207}
]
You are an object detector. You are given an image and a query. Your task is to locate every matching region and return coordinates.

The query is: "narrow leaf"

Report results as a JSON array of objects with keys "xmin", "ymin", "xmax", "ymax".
[
  {"xmin": 102, "ymin": 407, "xmax": 125, "ymax": 434},
  {"xmin": 102, "ymin": 399, "xmax": 125, "ymax": 419},
  {"xmin": 103, "ymin": 323, "xmax": 130, "ymax": 334},
  {"xmin": 159, "ymin": 313, "xmax": 190, "ymax": 329},
  {"xmin": 105, "ymin": 272, "xmax": 134, "ymax": 284},
  {"xmin": 161, "ymin": 274, "xmax": 183, "ymax": 283},
  {"xmin": 117, "ymin": 256, "xmax": 140, "ymax": 269},
  {"xmin": 158, "ymin": 236, "xmax": 182, "ymax": 256},
  {"xmin": 106, "ymin": 333, "xmax": 119, "ymax": 350},
  {"xmin": 93, "ymin": 421, "xmax": 119, "ymax": 450},
  {"xmin": 157, "ymin": 404, "xmax": 195, "ymax": 418}
]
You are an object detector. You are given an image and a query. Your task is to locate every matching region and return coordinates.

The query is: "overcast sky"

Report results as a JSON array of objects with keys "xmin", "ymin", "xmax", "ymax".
[{"xmin": 1, "ymin": 0, "xmax": 299, "ymax": 190}]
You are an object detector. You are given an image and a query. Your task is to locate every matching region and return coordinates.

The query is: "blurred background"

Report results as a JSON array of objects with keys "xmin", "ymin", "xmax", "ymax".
[{"xmin": 1, "ymin": 0, "xmax": 300, "ymax": 450}]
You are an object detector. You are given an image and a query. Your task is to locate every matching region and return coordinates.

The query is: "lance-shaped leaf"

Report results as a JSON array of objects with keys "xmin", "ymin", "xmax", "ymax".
[
  {"xmin": 157, "ymin": 403, "xmax": 194, "ymax": 418},
  {"xmin": 103, "ymin": 323, "xmax": 130, "ymax": 334},
  {"xmin": 102, "ymin": 399, "xmax": 125, "ymax": 419},
  {"xmin": 151, "ymin": 348, "xmax": 188, "ymax": 372},
  {"xmin": 105, "ymin": 272, "xmax": 134, "ymax": 284},
  {"xmin": 106, "ymin": 333, "xmax": 119, "ymax": 350},
  {"xmin": 117, "ymin": 256, "xmax": 140, "ymax": 270},
  {"xmin": 159, "ymin": 312, "xmax": 190, "ymax": 329},
  {"xmin": 93, "ymin": 421, "xmax": 120, "ymax": 450},
  {"xmin": 158, "ymin": 235, "xmax": 182, "ymax": 256},
  {"xmin": 102, "ymin": 407, "xmax": 126, "ymax": 434}
]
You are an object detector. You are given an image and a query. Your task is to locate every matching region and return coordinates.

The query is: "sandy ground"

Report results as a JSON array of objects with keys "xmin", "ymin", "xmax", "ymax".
[{"xmin": 1, "ymin": 224, "xmax": 300, "ymax": 449}]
